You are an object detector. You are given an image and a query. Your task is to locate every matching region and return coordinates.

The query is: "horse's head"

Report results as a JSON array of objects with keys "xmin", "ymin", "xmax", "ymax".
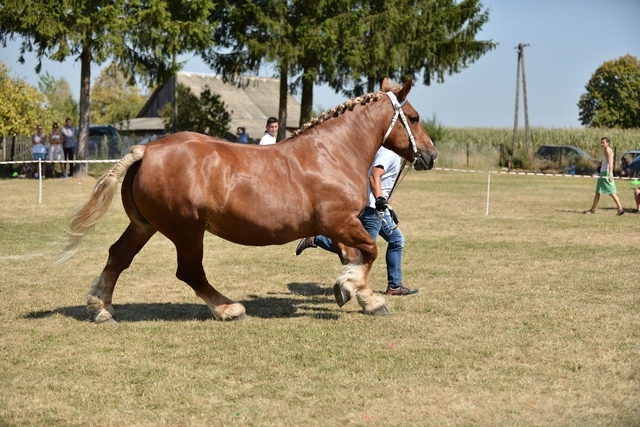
[{"xmin": 380, "ymin": 78, "xmax": 438, "ymax": 170}]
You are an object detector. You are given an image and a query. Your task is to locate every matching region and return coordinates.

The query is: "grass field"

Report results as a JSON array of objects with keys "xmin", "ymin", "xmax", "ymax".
[{"xmin": 1, "ymin": 171, "xmax": 639, "ymax": 426}]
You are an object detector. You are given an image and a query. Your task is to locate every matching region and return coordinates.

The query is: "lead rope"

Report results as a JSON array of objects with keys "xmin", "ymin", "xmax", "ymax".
[{"xmin": 377, "ymin": 92, "xmax": 419, "ymax": 231}]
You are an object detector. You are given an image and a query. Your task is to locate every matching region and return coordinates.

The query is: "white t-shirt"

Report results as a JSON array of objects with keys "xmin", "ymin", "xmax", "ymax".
[
  {"xmin": 367, "ymin": 147, "xmax": 402, "ymax": 209},
  {"xmin": 259, "ymin": 132, "xmax": 276, "ymax": 145}
]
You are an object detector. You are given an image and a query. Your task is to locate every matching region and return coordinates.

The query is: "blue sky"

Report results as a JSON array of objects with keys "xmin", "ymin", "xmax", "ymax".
[{"xmin": 1, "ymin": 0, "xmax": 639, "ymax": 128}]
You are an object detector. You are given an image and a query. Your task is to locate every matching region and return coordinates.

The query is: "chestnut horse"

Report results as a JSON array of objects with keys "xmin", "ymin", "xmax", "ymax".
[{"xmin": 59, "ymin": 78, "xmax": 437, "ymax": 323}]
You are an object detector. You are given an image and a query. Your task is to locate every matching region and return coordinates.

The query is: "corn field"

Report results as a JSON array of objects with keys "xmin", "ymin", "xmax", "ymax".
[{"xmin": 440, "ymin": 127, "xmax": 640, "ymax": 158}]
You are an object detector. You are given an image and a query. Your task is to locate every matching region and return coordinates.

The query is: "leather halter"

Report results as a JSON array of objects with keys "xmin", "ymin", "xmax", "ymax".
[{"xmin": 382, "ymin": 91, "xmax": 420, "ymax": 166}]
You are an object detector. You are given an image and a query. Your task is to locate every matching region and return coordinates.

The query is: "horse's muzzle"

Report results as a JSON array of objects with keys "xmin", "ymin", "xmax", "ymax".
[{"xmin": 414, "ymin": 151, "xmax": 438, "ymax": 171}]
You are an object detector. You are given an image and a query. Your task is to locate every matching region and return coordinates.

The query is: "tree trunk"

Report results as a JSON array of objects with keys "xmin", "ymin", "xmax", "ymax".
[
  {"xmin": 277, "ymin": 60, "xmax": 288, "ymax": 142},
  {"xmin": 299, "ymin": 66, "xmax": 314, "ymax": 127},
  {"xmin": 75, "ymin": 42, "xmax": 91, "ymax": 178}
]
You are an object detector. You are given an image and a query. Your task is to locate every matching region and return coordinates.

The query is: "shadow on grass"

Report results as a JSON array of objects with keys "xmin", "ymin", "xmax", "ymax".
[{"xmin": 23, "ymin": 282, "xmax": 342, "ymax": 322}]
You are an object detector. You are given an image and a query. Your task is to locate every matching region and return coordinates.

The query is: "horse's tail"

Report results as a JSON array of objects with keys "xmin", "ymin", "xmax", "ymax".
[{"xmin": 57, "ymin": 145, "xmax": 146, "ymax": 264}]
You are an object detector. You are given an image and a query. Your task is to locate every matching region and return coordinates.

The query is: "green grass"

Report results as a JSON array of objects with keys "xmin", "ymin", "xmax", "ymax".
[{"xmin": 0, "ymin": 172, "xmax": 638, "ymax": 426}]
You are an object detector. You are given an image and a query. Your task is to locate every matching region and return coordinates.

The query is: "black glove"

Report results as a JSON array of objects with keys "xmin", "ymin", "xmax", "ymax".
[{"xmin": 375, "ymin": 196, "xmax": 387, "ymax": 212}]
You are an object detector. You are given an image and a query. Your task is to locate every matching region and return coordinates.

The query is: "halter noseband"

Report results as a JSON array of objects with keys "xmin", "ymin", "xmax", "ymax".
[{"xmin": 382, "ymin": 91, "xmax": 420, "ymax": 167}]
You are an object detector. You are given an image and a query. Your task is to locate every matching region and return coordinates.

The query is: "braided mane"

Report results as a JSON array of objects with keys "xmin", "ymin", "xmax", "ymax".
[{"xmin": 290, "ymin": 91, "xmax": 387, "ymax": 138}]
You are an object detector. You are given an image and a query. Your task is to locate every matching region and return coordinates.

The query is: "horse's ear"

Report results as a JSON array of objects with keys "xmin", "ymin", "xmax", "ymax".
[
  {"xmin": 381, "ymin": 78, "xmax": 391, "ymax": 92},
  {"xmin": 397, "ymin": 78, "xmax": 413, "ymax": 102}
]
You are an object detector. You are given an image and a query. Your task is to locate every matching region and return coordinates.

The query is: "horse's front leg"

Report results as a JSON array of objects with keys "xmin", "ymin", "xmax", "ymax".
[
  {"xmin": 333, "ymin": 234, "xmax": 389, "ymax": 316},
  {"xmin": 170, "ymin": 233, "xmax": 247, "ymax": 321}
]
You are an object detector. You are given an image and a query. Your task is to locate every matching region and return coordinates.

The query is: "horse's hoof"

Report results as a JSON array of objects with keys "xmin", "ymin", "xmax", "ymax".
[
  {"xmin": 232, "ymin": 313, "xmax": 249, "ymax": 322},
  {"xmin": 333, "ymin": 283, "xmax": 352, "ymax": 307},
  {"xmin": 94, "ymin": 309, "xmax": 117, "ymax": 324},
  {"xmin": 368, "ymin": 305, "xmax": 390, "ymax": 316},
  {"xmin": 95, "ymin": 316, "xmax": 118, "ymax": 324}
]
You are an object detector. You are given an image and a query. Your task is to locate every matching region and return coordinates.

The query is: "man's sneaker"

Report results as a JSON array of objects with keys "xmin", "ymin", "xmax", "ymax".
[
  {"xmin": 385, "ymin": 286, "xmax": 419, "ymax": 296},
  {"xmin": 295, "ymin": 237, "xmax": 317, "ymax": 256}
]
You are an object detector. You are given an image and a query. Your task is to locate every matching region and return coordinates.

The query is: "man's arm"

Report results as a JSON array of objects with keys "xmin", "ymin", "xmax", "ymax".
[{"xmin": 369, "ymin": 165, "xmax": 385, "ymax": 199}]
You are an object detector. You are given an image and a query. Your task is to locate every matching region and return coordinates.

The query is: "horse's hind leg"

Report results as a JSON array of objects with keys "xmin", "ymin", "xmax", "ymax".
[
  {"xmin": 172, "ymin": 238, "xmax": 247, "ymax": 321},
  {"xmin": 87, "ymin": 222, "xmax": 156, "ymax": 323}
]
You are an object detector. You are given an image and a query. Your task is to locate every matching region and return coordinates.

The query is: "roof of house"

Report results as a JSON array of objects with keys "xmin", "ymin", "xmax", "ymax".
[
  {"xmin": 137, "ymin": 72, "xmax": 302, "ymax": 140},
  {"xmin": 113, "ymin": 117, "xmax": 166, "ymax": 133}
]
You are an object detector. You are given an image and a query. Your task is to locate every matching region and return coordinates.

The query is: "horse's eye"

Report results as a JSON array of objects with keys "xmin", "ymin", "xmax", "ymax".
[{"xmin": 410, "ymin": 116, "xmax": 420, "ymax": 124}]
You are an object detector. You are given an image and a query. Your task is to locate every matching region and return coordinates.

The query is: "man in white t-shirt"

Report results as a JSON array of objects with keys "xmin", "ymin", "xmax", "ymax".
[
  {"xmin": 295, "ymin": 147, "xmax": 418, "ymax": 296},
  {"xmin": 259, "ymin": 117, "xmax": 279, "ymax": 145}
]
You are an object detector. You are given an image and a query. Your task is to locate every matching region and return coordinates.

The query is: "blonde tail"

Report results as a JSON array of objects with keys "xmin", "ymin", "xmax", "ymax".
[{"xmin": 57, "ymin": 145, "xmax": 146, "ymax": 264}]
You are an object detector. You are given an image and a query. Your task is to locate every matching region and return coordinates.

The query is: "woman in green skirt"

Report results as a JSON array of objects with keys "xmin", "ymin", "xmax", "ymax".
[{"xmin": 585, "ymin": 137, "xmax": 624, "ymax": 215}]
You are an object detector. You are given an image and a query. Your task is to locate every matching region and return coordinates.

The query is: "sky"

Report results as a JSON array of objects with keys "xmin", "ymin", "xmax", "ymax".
[{"xmin": 1, "ymin": 0, "xmax": 639, "ymax": 128}]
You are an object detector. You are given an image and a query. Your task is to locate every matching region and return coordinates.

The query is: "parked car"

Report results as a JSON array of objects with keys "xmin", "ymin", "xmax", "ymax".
[
  {"xmin": 534, "ymin": 145, "xmax": 598, "ymax": 173},
  {"xmin": 619, "ymin": 149, "xmax": 640, "ymax": 164},
  {"xmin": 88, "ymin": 125, "xmax": 122, "ymax": 159}
]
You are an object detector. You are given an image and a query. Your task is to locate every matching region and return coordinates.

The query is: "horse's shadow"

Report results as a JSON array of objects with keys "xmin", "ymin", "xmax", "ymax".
[{"xmin": 23, "ymin": 282, "xmax": 341, "ymax": 322}]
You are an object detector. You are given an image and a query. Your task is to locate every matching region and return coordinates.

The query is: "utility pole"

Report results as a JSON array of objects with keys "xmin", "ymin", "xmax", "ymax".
[{"xmin": 512, "ymin": 43, "xmax": 531, "ymax": 156}]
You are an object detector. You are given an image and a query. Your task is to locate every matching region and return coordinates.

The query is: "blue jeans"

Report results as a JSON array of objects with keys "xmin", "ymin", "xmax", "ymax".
[{"xmin": 315, "ymin": 207, "xmax": 404, "ymax": 288}]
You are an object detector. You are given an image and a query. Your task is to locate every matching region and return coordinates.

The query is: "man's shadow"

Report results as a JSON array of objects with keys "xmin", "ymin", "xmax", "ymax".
[{"xmin": 23, "ymin": 282, "xmax": 341, "ymax": 322}]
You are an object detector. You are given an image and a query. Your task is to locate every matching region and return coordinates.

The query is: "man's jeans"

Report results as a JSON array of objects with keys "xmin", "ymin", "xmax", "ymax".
[{"xmin": 314, "ymin": 207, "xmax": 404, "ymax": 288}]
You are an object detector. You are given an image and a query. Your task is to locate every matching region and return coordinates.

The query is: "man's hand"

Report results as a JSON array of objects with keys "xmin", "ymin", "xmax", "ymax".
[{"xmin": 375, "ymin": 196, "xmax": 387, "ymax": 212}]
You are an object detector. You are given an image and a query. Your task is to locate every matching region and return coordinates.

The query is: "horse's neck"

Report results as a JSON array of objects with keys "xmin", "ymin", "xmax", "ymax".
[{"xmin": 298, "ymin": 101, "xmax": 388, "ymax": 171}]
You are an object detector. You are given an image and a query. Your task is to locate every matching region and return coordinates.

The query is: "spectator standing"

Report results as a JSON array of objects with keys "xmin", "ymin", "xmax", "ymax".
[
  {"xmin": 585, "ymin": 137, "xmax": 624, "ymax": 215},
  {"xmin": 295, "ymin": 147, "xmax": 418, "ymax": 296},
  {"xmin": 48, "ymin": 122, "xmax": 65, "ymax": 178},
  {"xmin": 31, "ymin": 124, "xmax": 48, "ymax": 171},
  {"xmin": 237, "ymin": 127, "xmax": 249, "ymax": 144},
  {"xmin": 61, "ymin": 117, "xmax": 78, "ymax": 177},
  {"xmin": 259, "ymin": 117, "xmax": 278, "ymax": 145}
]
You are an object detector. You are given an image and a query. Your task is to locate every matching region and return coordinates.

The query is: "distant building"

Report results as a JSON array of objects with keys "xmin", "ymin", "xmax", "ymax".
[
  {"xmin": 112, "ymin": 117, "xmax": 166, "ymax": 138},
  {"xmin": 137, "ymin": 72, "xmax": 302, "ymax": 142}
]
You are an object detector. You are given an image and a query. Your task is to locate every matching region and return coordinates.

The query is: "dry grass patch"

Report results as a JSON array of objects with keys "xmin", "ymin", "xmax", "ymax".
[{"xmin": 0, "ymin": 172, "xmax": 638, "ymax": 426}]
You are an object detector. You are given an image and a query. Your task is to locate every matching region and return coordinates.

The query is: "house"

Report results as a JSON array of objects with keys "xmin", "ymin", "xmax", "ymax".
[
  {"xmin": 136, "ymin": 72, "xmax": 302, "ymax": 142},
  {"xmin": 112, "ymin": 117, "xmax": 166, "ymax": 138}
]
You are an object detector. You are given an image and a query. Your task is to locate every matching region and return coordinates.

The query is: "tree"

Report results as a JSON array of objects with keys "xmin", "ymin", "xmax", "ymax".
[
  {"xmin": 159, "ymin": 83, "xmax": 232, "ymax": 138},
  {"xmin": 206, "ymin": 0, "xmax": 300, "ymax": 140},
  {"xmin": 90, "ymin": 63, "xmax": 146, "ymax": 125},
  {"xmin": 206, "ymin": 0, "xmax": 495, "ymax": 130},
  {"xmin": 0, "ymin": 0, "xmax": 217, "ymax": 177},
  {"xmin": 328, "ymin": 0, "xmax": 496, "ymax": 96},
  {"xmin": 578, "ymin": 54, "xmax": 640, "ymax": 129},
  {"xmin": 0, "ymin": 62, "xmax": 48, "ymax": 136},
  {"xmin": 38, "ymin": 72, "xmax": 79, "ymax": 124}
]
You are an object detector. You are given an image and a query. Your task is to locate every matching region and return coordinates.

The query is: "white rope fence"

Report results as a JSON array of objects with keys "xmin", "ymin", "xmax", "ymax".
[
  {"xmin": 433, "ymin": 167, "xmax": 640, "ymax": 216},
  {"xmin": 1, "ymin": 159, "xmax": 120, "ymax": 204},
  {"xmin": 4, "ymin": 160, "xmax": 639, "ymax": 208}
]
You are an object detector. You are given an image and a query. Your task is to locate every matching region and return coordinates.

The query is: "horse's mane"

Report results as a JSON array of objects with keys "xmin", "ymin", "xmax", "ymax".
[{"xmin": 290, "ymin": 90, "xmax": 389, "ymax": 138}]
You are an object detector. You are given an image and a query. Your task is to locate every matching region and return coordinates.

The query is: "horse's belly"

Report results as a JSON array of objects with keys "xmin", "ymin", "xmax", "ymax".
[{"xmin": 205, "ymin": 208, "xmax": 311, "ymax": 247}]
